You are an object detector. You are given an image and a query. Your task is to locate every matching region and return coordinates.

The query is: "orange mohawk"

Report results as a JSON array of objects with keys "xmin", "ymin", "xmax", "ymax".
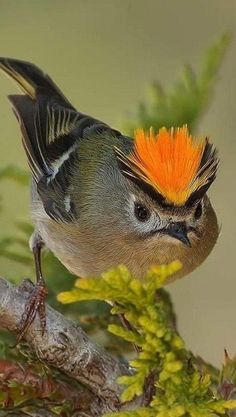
[{"xmin": 116, "ymin": 125, "xmax": 218, "ymax": 206}]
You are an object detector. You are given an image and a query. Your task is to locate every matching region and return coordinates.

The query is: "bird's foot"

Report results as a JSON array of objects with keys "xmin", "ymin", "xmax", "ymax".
[{"xmin": 16, "ymin": 279, "xmax": 48, "ymax": 343}]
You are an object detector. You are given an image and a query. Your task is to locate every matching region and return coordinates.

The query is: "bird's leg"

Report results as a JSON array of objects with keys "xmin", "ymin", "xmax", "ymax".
[
  {"xmin": 16, "ymin": 232, "xmax": 48, "ymax": 342},
  {"xmin": 117, "ymin": 311, "xmax": 141, "ymax": 354},
  {"xmin": 117, "ymin": 307, "xmax": 156, "ymax": 403}
]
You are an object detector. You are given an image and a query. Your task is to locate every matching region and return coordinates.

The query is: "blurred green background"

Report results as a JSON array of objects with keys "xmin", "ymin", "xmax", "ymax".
[{"xmin": 0, "ymin": 0, "xmax": 235, "ymax": 366}]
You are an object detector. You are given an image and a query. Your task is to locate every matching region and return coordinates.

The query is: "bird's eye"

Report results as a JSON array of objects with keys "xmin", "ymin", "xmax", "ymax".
[
  {"xmin": 134, "ymin": 203, "xmax": 150, "ymax": 222},
  {"xmin": 194, "ymin": 202, "xmax": 203, "ymax": 220}
]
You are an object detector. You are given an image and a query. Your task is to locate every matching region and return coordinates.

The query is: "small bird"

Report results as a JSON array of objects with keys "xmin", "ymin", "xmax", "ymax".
[{"xmin": 0, "ymin": 58, "xmax": 219, "ymax": 338}]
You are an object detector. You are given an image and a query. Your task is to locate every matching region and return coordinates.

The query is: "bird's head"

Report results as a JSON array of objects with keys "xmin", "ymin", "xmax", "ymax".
[{"xmin": 107, "ymin": 125, "xmax": 219, "ymax": 278}]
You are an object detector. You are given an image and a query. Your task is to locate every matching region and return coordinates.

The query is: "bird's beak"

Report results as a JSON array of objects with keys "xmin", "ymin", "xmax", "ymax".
[{"xmin": 166, "ymin": 222, "xmax": 192, "ymax": 247}]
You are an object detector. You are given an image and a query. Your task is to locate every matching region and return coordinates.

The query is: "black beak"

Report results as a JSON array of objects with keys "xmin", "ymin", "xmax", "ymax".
[{"xmin": 166, "ymin": 222, "xmax": 192, "ymax": 247}]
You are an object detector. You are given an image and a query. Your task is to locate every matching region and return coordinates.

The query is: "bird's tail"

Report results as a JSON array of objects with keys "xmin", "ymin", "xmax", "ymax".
[
  {"xmin": 0, "ymin": 57, "xmax": 78, "ymax": 181},
  {"xmin": 0, "ymin": 57, "xmax": 70, "ymax": 103}
]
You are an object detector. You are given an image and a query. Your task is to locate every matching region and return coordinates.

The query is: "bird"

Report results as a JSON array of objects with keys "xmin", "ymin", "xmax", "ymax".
[{"xmin": 0, "ymin": 58, "xmax": 219, "ymax": 340}]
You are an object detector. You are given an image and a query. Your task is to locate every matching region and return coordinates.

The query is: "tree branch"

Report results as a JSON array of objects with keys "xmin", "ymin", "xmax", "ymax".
[{"xmin": 0, "ymin": 277, "xmax": 132, "ymax": 415}]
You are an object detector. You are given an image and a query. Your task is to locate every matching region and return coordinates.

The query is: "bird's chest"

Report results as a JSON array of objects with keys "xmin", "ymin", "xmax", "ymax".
[{"xmin": 36, "ymin": 218, "xmax": 86, "ymax": 276}]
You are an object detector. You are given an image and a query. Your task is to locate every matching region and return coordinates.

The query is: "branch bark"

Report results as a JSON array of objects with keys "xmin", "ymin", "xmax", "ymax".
[{"xmin": 0, "ymin": 277, "xmax": 132, "ymax": 415}]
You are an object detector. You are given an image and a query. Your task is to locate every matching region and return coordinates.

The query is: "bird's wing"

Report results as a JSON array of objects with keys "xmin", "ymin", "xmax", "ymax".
[{"xmin": 0, "ymin": 57, "xmax": 111, "ymax": 222}]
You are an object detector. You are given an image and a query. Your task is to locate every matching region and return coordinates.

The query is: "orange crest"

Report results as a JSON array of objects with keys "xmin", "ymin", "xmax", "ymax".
[{"xmin": 116, "ymin": 125, "xmax": 218, "ymax": 206}]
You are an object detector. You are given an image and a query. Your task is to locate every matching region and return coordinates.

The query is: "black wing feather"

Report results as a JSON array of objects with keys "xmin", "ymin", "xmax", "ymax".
[{"xmin": 0, "ymin": 57, "xmax": 113, "ymax": 222}]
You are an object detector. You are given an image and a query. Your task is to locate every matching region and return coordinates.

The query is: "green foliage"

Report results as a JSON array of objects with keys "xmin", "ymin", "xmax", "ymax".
[
  {"xmin": 218, "ymin": 352, "xmax": 236, "ymax": 401},
  {"xmin": 123, "ymin": 33, "xmax": 231, "ymax": 135},
  {"xmin": 58, "ymin": 263, "xmax": 236, "ymax": 417}
]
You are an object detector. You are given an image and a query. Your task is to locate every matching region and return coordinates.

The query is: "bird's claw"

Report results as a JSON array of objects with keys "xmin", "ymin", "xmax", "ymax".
[{"xmin": 16, "ymin": 280, "xmax": 48, "ymax": 344}]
